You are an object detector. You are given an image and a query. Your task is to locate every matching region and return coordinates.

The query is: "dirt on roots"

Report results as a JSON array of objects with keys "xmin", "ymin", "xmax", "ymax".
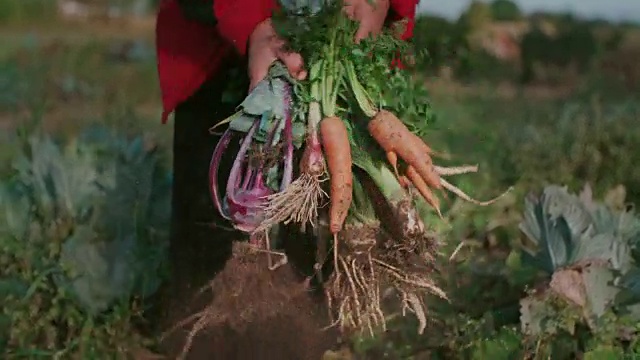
[
  {"xmin": 159, "ymin": 242, "xmax": 339, "ymax": 360},
  {"xmin": 325, "ymin": 221, "xmax": 444, "ymax": 337}
]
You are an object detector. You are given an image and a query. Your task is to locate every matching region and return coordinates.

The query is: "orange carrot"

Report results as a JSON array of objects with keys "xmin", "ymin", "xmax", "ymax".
[
  {"xmin": 368, "ymin": 110, "xmax": 441, "ymax": 189},
  {"xmin": 406, "ymin": 165, "xmax": 442, "ymax": 218},
  {"xmin": 320, "ymin": 116, "xmax": 353, "ymax": 234}
]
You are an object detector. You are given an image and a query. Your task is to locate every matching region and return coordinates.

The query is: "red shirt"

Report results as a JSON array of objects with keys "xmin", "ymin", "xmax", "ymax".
[{"xmin": 156, "ymin": 0, "xmax": 419, "ymax": 123}]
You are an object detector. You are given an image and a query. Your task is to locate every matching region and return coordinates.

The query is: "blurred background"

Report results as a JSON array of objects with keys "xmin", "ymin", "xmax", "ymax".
[{"xmin": 1, "ymin": 0, "xmax": 639, "ymax": 359}]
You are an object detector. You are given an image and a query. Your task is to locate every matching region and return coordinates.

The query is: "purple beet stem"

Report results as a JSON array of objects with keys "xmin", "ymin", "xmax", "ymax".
[
  {"xmin": 241, "ymin": 168, "xmax": 253, "ymax": 190},
  {"xmin": 226, "ymin": 120, "xmax": 275, "ymax": 233},
  {"xmin": 226, "ymin": 120, "xmax": 259, "ymax": 207},
  {"xmin": 209, "ymin": 129, "xmax": 233, "ymax": 220}
]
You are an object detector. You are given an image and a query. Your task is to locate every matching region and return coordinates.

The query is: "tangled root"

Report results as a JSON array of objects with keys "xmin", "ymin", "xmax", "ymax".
[
  {"xmin": 325, "ymin": 222, "xmax": 445, "ymax": 337},
  {"xmin": 326, "ymin": 232, "xmax": 383, "ymax": 336},
  {"xmin": 254, "ymin": 174, "xmax": 328, "ymax": 234}
]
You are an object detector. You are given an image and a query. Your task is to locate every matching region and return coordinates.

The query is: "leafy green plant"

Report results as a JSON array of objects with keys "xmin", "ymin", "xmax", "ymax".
[
  {"xmin": 502, "ymin": 98, "xmax": 640, "ymax": 203},
  {"xmin": 413, "ymin": 15, "xmax": 470, "ymax": 76},
  {"xmin": 0, "ymin": 124, "xmax": 170, "ymax": 356},
  {"xmin": 469, "ymin": 326, "xmax": 521, "ymax": 359},
  {"xmin": 489, "ymin": 0, "xmax": 522, "ymax": 21},
  {"xmin": 516, "ymin": 184, "xmax": 640, "ymax": 356},
  {"xmin": 520, "ymin": 21, "xmax": 598, "ymax": 83},
  {"xmin": 0, "ymin": 0, "xmax": 56, "ymax": 25}
]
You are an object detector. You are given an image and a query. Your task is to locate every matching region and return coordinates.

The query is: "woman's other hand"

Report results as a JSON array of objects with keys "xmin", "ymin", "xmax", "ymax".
[
  {"xmin": 343, "ymin": 0, "xmax": 391, "ymax": 42},
  {"xmin": 247, "ymin": 18, "xmax": 307, "ymax": 91}
]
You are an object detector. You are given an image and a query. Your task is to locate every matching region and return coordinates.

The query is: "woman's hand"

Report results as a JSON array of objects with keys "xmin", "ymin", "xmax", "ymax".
[
  {"xmin": 344, "ymin": 0, "xmax": 391, "ymax": 42},
  {"xmin": 247, "ymin": 0, "xmax": 391, "ymax": 89},
  {"xmin": 247, "ymin": 18, "xmax": 307, "ymax": 91}
]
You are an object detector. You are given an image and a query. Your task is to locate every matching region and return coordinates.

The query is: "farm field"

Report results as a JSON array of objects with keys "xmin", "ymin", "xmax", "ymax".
[{"xmin": 1, "ymin": 3, "xmax": 640, "ymax": 359}]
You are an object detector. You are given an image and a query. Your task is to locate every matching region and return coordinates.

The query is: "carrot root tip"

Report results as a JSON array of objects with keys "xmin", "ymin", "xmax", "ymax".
[{"xmin": 398, "ymin": 175, "xmax": 410, "ymax": 188}]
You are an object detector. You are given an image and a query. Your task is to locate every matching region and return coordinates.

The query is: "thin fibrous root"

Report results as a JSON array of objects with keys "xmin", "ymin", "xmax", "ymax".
[
  {"xmin": 327, "ymin": 253, "xmax": 441, "ymax": 337},
  {"xmin": 246, "ymin": 237, "xmax": 288, "ymax": 271},
  {"xmin": 434, "ymin": 164, "xmax": 479, "ymax": 176},
  {"xmin": 327, "ymin": 253, "xmax": 385, "ymax": 336},
  {"xmin": 253, "ymin": 174, "xmax": 328, "ymax": 234},
  {"xmin": 449, "ymin": 241, "xmax": 467, "ymax": 262},
  {"xmin": 440, "ymin": 178, "xmax": 513, "ymax": 206},
  {"xmin": 373, "ymin": 258, "xmax": 447, "ymax": 300},
  {"xmin": 401, "ymin": 291, "xmax": 428, "ymax": 335},
  {"xmin": 178, "ymin": 311, "xmax": 210, "ymax": 360},
  {"xmin": 267, "ymin": 255, "xmax": 288, "ymax": 271},
  {"xmin": 333, "ymin": 233, "xmax": 339, "ymax": 275},
  {"xmin": 160, "ymin": 299, "xmax": 217, "ymax": 360}
]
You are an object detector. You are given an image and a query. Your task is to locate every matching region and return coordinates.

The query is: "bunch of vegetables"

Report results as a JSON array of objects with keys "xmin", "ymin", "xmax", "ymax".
[{"xmin": 208, "ymin": 0, "xmax": 509, "ymax": 333}]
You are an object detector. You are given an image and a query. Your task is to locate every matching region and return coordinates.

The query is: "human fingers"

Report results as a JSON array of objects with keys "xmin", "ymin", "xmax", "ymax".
[
  {"xmin": 351, "ymin": 0, "xmax": 389, "ymax": 43},
  {"xmin": 248, "ymin": 47, "xmax": 277, "ymax": 91},
  {"xmin": 249, "ymin": 46, "xmax": 306, "ymax": 90},
  {"xmin": 354, "ymin": 20, "xmax": 378, "ymax": 43},
  {"xmin": 276, "ymin": 48, "xmax": 307, "ymax": 81},
  {"xmin": 342, "ymin": 0, "xmax": 356, "ymax": 19}
]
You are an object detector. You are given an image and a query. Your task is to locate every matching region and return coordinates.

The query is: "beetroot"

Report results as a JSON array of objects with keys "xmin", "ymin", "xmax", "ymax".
[{"xmin": 209, "ymin": 69, "xmax": 295, "ymax": 234}]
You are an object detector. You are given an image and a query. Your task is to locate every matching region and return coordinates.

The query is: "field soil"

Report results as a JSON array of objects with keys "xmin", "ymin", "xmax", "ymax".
[{"xmin": 156, "ymin": 243, "xmax": 340, "ymax": 360}]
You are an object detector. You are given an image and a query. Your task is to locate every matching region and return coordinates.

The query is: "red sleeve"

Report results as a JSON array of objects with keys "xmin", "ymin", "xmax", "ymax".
[
  {"xmin": 388, "ymin": 0, "xmax": 418, "ymax": 40},
  {"xmin": 214, "ymin": 0, "xmax": 278, "ymax": 55},
  {"xmin": 157, "ymin": 0, "xmax": 230, "ymax": 123}
]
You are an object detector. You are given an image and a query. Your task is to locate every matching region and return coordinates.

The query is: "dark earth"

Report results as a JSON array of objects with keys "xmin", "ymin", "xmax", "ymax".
[
  {"xmin": 142, "ymin": 201, "xmax": 344, "ymax": 360},
  {"xmin": 157, "ymin": 242, "xmax": 339, "ymax": 360}
]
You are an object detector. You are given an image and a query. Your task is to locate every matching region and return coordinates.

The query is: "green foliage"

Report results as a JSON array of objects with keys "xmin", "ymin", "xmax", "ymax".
[
  {"xmin": 0, "ymin": 24, "xmax": 172, "ymax": 357},
  {"xmin": 505, "ymin": 98, "xmax": 640, "ymax": 202},
  {"xmin": 458, "ymin": 1, "xmax": 493, "ymax": 33},
  {"xmin": 0, "ymin": 124, "xmax": 170, "ymax": 355},
  {"xmin": 584, "ymin": 345, "xmax": 625, "ymax": 359},
  {"xmin": 413, "ymin": 16, "xmax": 470, "ymax": 75},
  {"xmin": 603, "ymin": 28, "xmax": 625, "ymax": 52},
  {"xmin": 489, "ymin": 0, "xmax": 522, "ymax": 21},
  {"xmin": 0, "ymin": 0, "xmax": 56, "ymax": 25},
  {"xmin": 456, "ymin": 49, "xmax": 517, "ymax": 82},
  {"xmin": 520, "ymin": 22, "xmax": 598, "ymax": 83},
  {"xmin": 469, "ymin": 326, "xmax": 521, "ymax": 359},
  {"xmin": 429, "ymin": 93, "xmax": 640, "ymax": 204},
  {"xmin": 438, "ymin": 184, "xmax": 640, "ymax": 359},
  {"xmin": 515, "ymin": 184, "xmax": 640, "ymax": 357},
  {"xmin": 519, "ymin": 185, "xmax": 636, "ymax": 274}
]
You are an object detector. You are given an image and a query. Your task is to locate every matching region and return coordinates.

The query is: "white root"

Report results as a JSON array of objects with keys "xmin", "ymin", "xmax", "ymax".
[
  {"xmin": 177, "ymin": 311, "xmax": 210, "ymax": 360},
  {"xmin": 449, "ymin": 241, "xmax": 466, "ymax": 262},
  {"xmin": 326, "ymin": 233, "xmax": 443, "ymax": 336},
  {"xmin": 372, "ymin": 258, "xmax": 447, "ymax": 298},
  {"xmin": 333, "ymin": 233, "xmax": 339, "ymax": 276},
  {"xmin": 246, "ymin": 232, "xmax": 288, "ymax": 271},
  {"xmin": 253, "ymin": 175, "xmax": 328, "ymax": 234},
  {"xmin": 406, "ymin": 292, "xmax": 427, "ymax": 335},
  {"xmin": 440, "ymin": 178, "xmax": 513, "ymax": 206},
  {"xmin": 434, "ymin": 164, "xmax": 479, "ymax": 176}
]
